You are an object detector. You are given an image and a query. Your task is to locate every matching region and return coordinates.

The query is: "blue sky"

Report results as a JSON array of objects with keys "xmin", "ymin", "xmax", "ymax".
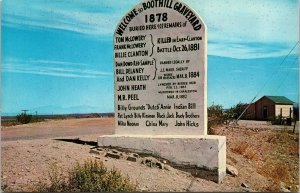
[{"xmin": 2, "ymin": 0, "xmax": 299, "ymax": 115}]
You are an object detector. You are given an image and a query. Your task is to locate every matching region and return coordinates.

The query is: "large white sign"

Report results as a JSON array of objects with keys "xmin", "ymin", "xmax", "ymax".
[{"xmin": 114, "ymin": 0, "xmax": 207, "ymax": 135}]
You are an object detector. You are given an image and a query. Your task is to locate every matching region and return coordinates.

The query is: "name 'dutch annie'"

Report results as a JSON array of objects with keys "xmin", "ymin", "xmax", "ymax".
[{"xmin": 114, "ymin": 0, "xmax": 207, "ymax": 135}]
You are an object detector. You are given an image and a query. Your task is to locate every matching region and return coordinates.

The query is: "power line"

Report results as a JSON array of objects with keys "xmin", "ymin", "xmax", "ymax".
[
  {"xmin": 254, "ymin": 41, "xmax": 299, "ymax": 98},
  {"xmin": 270, "ymin": 55, "xmax": 298, "ymax": 94},
  {"xmin": 21, "ymin": 110, "xmax": 29, "ymax": 114},
  {"xmin": 236, "ymin": 41, "xmax": 299, "ymax": 122}
]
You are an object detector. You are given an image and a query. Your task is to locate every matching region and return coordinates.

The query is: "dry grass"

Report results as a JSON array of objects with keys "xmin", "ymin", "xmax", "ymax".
[
  {"xmin": 227, "ymin": 155, "xmax": 238, "ymax": 165},
  {"xmin": 289, "ymin": 143, "xmax": 299, "ymax": 156},
  {"xmin": 232, "ymin": 143, "xmax": 248, "ymax": 155},
  {"xmin": 30, "ymin": 159, "xmax": 137, "ymax": 192},
  {"xmin": 258, "ymin": 131, "xmax": 299, "ymax": 192},
  {"xmin": 1, "ymin": 120, "xmax": 20, "ymax": 127},
  {"xmin": 225, "ymin": 127, "xmax": 299, "ymax": 192},
  {"xmin": 231, "ymin": 143, "xmax": 258, "ymax": 160},
  {"xmin": 208, "ymin": 127, "xmax": 220, "ymax": 135},
  {"xmin": 258, "ymin": 160, "xmax": 291, "ymax": 192},
  {"xmin": 259, "ymin": 161, "xmax": 289, "ymax": 182},
  {"xmin": 243, "ymin": 148, "xmax": 258, "ymax": 160},
  {"xmin": 264, "ymin": 182, "xmax": 282, "ymax": 192}
]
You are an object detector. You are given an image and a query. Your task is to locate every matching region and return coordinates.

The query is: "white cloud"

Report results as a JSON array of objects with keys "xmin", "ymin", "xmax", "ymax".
[
  {"xmin": 208, "ymin": 41, "xmax": 297, "ymax": 59},
  {"xmin": 31, "ymin": 60, "xmax": 91, "ymax": 67},
  {"xmin": 3, "ymin": 0, "xmax": 138, "ymax": 37},
  {"xmin": 4, "ymin": 8, "xmax": 119, "ymax": 37},
  {"xmin": 3, "ymin": 0, "xmax": 299, "ymax": 58},
  {"xmin": 187, "ymin": 0, "xmax": 299, "ymax": 58}
]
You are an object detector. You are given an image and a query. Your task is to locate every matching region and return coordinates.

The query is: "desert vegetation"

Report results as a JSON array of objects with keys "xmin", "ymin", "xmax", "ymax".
[
  {"xmin": 259, "ymin": 131, "xmax": 299, "ymax": 192},
  {"xmin": 2, "ymin": 105, "xmax": 298, "ymax": 192},
  {"xmin": 16, "ymin": 113, "xmax": 33, "ymax": 124},
  {"xmin": 207, "ymin": 102, "xmax": 248, "ymax": 133},
  {"xmin": 30, "ymin": 159, "xmax": 137, "ymax": 192},
  {"xmin": 1, "ymin": 113, "xmax": 109, "ymax": 127},
  {"xmin": 207, "ymin": 102, "xmax": 299, "ymax": 191}
]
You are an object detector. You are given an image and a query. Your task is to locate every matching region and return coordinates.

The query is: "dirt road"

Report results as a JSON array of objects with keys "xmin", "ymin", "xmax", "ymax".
[
  {"xmin": 1, "ymin": 118, "xmax": 114, "ymax": 141},
  {"xmin": 1, "ymin": 117, "xmax": 236, "ymax": 192},
  {"xmin": 1, "ymin": 118, "xmax": 298, "ymax": 192}
]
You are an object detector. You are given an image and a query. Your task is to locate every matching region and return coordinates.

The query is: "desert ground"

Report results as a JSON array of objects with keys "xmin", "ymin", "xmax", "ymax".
[{"xmin": 1, "ymin": 117, "xmax": 299, "ymax": 192}]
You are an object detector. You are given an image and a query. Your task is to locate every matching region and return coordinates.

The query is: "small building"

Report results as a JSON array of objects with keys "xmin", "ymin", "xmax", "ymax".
[{"xmin": 245, "ymin": 96, "xmax": 294, "ymax": 120}]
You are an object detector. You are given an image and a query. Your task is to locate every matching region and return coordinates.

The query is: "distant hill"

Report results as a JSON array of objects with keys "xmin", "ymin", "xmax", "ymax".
[
  {"xmin": 2, "ymin": 105, "xmax": 112, "ymax": 116},
  {"xmin": 2, "ymin": 112, "xmax": 114, "ymax": 121}
]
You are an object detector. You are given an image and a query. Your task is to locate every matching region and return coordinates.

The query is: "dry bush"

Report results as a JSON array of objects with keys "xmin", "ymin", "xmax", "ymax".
[
  {"xmin": 269, "ymin": 164, "xmax": 289, "ymax": 182},
  {"xmin": 265, "ymin": 182, "xmax": 281, "ymax": 192},
  {"xmin": 289, "ymin": 143, "xmax": 299, "ymax": 156},
  {"xmin": 268, "ymin": 131, "xmax": 299, "ymax": 156},
  {"xmin": 227, "ymin": 155, "xmax": 238, "ymax": 165},
  {"xmin": 244, "ymin": 148, "xmax": 258, "ymax": 160},
  {"xmin": 208, "ymin": 127, "xmax": 219, "ymax": 135},
  {"xmin": 258, "ymin": 161, "xmax": 290, "ymax": 189},
  {"xmin": 232, "ymin": 143, "xmax": 249, "ymax": 155},
  {"xmin": 258, "ymin": 130, "xmax": 299, "ymax": 192},
  {"xmin": 1, "ymin": 120, "xmax": 20, "ymax": 127},
  {"xmin": 16, "ymin": 113, "xmax": 32, "ymax": 124},
  {"xmin": 232, "ymin": 143, "xmax": 258, "ymax": 160},
  {"xmin": 207, "ymin": 104, "xmax": 224, "ymax": 130},
  {"xmin": 1, "ymin": 183, "xmax": 11, "ymax": 192},
  {"xmin": 31, "ymin": 159, "xmax": 137, "ymax": 192},
  {"xmin": 267, "ymin": 131, "xmax": 298, "ymax": 143},
  {"xmin": 267, "ymin": 131, "xmax": 283, "ymax": 142}
]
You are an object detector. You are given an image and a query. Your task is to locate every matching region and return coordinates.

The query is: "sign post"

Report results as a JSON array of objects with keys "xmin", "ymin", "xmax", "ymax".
[
  {"xmin": 114, "ymin": 0, "xmax": 207, "ymax": 136},
  {"xmin": 98, "ymin": 0, "xmax": 226, "ymax": 183}
]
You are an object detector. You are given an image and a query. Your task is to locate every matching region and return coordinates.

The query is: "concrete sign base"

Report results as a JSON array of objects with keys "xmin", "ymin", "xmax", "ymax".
[
  {"xmin": 98, "ymin": 135, "xmax": 226, "ymax": 183},
  {"xmin": 102, "ymin": 0, "xmax": 227, "ymax": 184}
]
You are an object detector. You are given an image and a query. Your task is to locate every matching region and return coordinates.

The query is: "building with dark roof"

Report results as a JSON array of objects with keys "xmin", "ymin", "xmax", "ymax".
[{"xmin": 245, "ymin": 96, "xmax": 294, "ymax": 120}]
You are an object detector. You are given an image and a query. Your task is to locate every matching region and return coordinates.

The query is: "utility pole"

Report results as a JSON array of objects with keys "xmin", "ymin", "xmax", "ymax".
[{"xmin": 21, "ymin": 110, "xmax": 29, "ymax": 114}]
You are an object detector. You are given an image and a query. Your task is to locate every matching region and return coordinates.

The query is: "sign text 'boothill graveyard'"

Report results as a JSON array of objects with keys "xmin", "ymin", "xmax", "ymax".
[{"xmin": 114, "ymin": 0, "xmax": 207, "ymax": 135}]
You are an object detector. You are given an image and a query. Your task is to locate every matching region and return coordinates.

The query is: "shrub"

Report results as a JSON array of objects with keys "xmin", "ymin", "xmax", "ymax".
[
  {"xmin": 270, "ymin": 115, "xmax": 294, "ymax": 126},
  {"xmin": 258, "ymin": 160, "xmax": 290, "ymax": 184},
  {"xmin": 232, "ymin": 143, "xmax": 257, "ymax": 160},
  {"xmin": 1, "ymin": 120, "xmax": 19, "ymax": 127},
  {"xmin": 232, "ymin": 143, "xmax": 249, "ymax": 155},
  {"xmin": 207, "ymin": 103, "xmax": 252, "ymax": 133},
  {"xmin": 32, "ymin": 159, "xmax": 137, "ymax": 192},
  {"xmin": 225, "ymin": 102, "xmax": 249, "ymax": 121},
  {"xmin": 207, "ymin": 104, "xmax": 224, "ymax": 129},
  {"xmin": 16, "ymin": 113, "xmax": 32, "ymax": 124},
  {"xmin": 1, "ymin": 183, "xmax": 11, "ymax": 192},
  {"xmin": 259, "ymin": 131, "xmax": 299, "ymax": 191},
  {"xmin": 31, "ymin": 116, "xmax": 45, "ymax": 123}
]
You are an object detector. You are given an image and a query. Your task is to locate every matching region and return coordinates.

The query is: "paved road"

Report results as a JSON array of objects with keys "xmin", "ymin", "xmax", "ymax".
[{"xmin": 1, "ymin": 118, "xmax": 115, "ymax": 141}]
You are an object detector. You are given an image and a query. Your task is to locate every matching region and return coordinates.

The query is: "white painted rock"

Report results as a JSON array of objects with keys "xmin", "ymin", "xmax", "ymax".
[
  {"xmin": 226, "ymin": 164, "xmax": 238, "ymax": 177},
  {"xmin": 279, "ymin": 181, "xmax": 291, "ymax": 192}
]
